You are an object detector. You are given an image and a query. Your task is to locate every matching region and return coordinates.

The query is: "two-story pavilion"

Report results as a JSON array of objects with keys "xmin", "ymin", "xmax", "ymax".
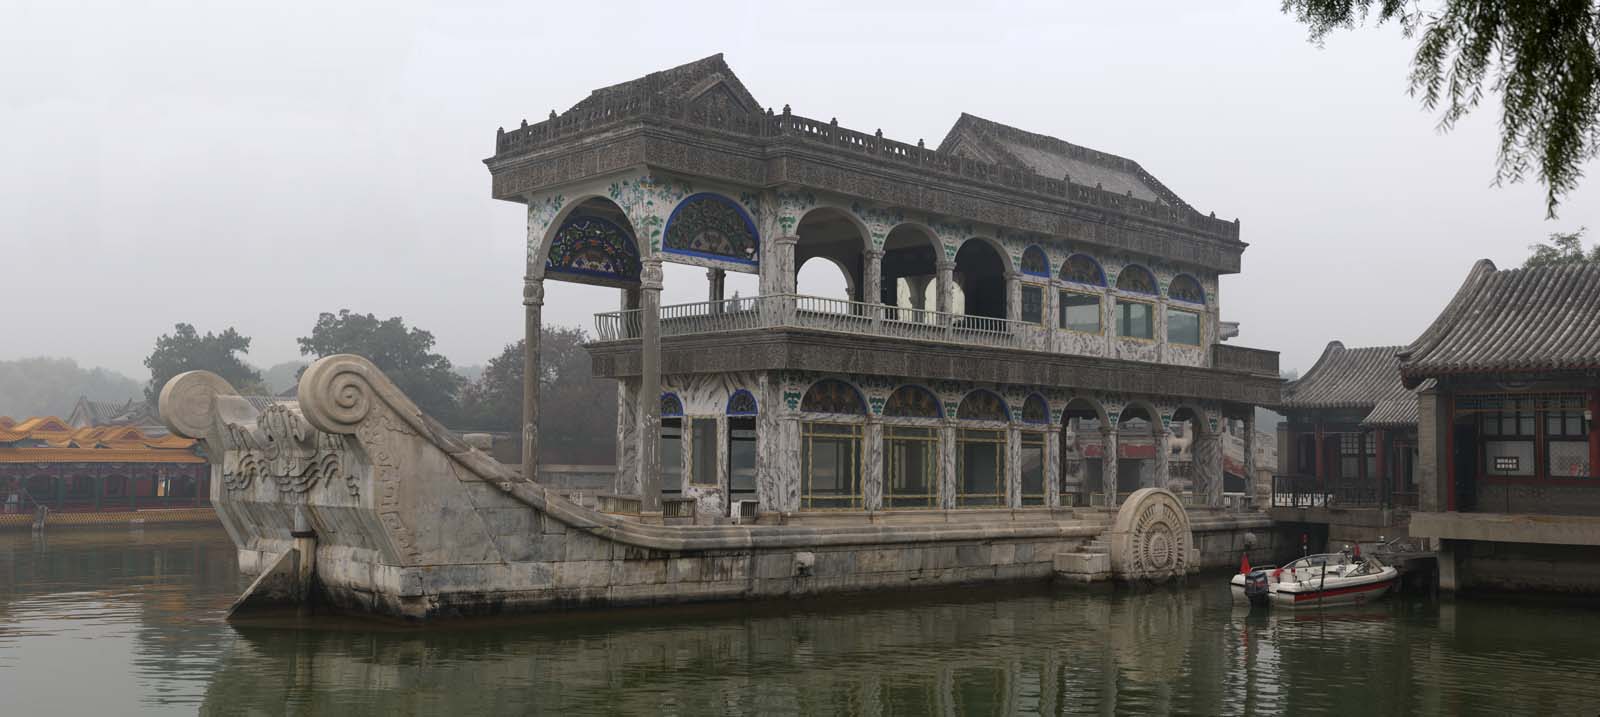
[
  {"xmin": 1404, "ymin": 260, "xmax": 1600, "ymax": 594},
  {"xmin": 484, "ymin": 55, "xmax": 1280, "ymax": 517}
]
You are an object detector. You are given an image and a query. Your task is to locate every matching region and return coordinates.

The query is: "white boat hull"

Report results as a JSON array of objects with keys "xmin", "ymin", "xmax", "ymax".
[{"xmin": 1229, "ymin": 556, "xmax": 1399, "ymax": 609}]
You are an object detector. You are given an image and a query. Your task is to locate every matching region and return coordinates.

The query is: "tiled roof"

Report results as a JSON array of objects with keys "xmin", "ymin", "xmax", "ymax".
[
  {"xmin": 1399, "ymin": 260, "xmax": 1600, "ymax": 386},
  {"xmin": 0, "ymin": 416, "xmax": 197, "ymax": 453},
  {"xmin": 564, "ymin": 53, "xmax": 762, "ymax": 119},
  {"xmin": 1283, "ymin": 341, "xmax": 1412, "ymax": 412},
  {"xmin": 937, "ymin": 113, "xmax": 1188, "ymax": 208}
]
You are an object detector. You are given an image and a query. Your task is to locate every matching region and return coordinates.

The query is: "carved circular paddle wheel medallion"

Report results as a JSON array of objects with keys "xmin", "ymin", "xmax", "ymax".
[{"xmin": 1109, "ymin": 488, "xmax": 1193, "ymax": 581}]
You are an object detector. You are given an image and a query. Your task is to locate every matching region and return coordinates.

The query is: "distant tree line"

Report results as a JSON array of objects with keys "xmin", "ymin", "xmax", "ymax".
[{"xmin": 135, "ymin": 311, "xmax": 615, "ymax": 465}]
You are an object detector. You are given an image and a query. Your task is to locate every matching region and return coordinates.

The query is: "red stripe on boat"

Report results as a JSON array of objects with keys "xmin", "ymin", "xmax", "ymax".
[{"xmin": 1291, "ymin": 578, "xmax": 1395, "ymax": 602}]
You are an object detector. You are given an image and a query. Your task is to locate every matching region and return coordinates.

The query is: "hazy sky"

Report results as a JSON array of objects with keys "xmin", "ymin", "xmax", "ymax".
[{"xmin": 4, "ymin": 0, "xmax": 1597, "ymax": 383}]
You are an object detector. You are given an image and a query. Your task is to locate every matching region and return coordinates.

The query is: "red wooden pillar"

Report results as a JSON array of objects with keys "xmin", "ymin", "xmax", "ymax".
[
  {"xmin": 1589, "ymin": 390, "xmax": 1599, "ymax": 480},
  {"xmin": 1314, "ymin": 422, "xmax": 1326, "ymax": 487},
  {"xmin": 1375, "ymin": 428, "xmax": 1388, "ymax": 504},
  {"xmin": 1445, "ymin": 399, "xmax": 1456, "ymax": 512}
]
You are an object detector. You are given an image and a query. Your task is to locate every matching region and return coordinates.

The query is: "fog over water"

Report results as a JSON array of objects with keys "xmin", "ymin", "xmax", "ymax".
[{"xmin": 4, "ymin": 0, "xmax": 1597, "ymax": 380}]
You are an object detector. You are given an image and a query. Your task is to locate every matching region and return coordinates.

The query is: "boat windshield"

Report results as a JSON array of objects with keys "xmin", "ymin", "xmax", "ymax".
[{"xmin": 1282, "ymin": 553, "xmax": 1349, "ymax": 571}]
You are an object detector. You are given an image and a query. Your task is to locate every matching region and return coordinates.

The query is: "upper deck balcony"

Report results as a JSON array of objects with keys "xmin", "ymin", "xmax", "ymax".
[{"xmin": 593, "ymin": 293, "xmax": 1279, "ymax": 378}]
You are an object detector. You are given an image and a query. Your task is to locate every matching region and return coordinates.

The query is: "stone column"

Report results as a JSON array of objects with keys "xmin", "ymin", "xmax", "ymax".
[
  {"xmin": 864, "ymin": 416, "xmax": 884, "ymax": 511},
  {"xmin": 940, "ymin": 419, "xmax": 958, "ymax": 509},
  {"xmin": 1045, "ymin": 430, "xmax": 1061, "ymax": 508},
  {"xmin": 637, "ymin": 259, "xmax": 664, "ymax": 511},
  {"xmin": 1197, "ymin": 430, "xmax": 1224, "ymax": 507},
  {"xmin": 1102, "ymin": 429, "xmax": 1119, "ymax": 507},
  {"xmin": 1244, "ymin": 412, "xmax": 1262, "ymax": 507},
  {"xmin": 521, "ymin": 277, "xmax": 543, "ymax": 481},
  {"xmin": 936, "ymin": 260, "xmax": 955, "ymax": 315},
  {"xmin": 1153, "ymin": 428, "xmax": 1171, "ymax": 490},
  {"xmin": 1006, "ymin": 422, "xmax": 1022, "ymax": 508},
  {"xmin": 1005, "ymin": 271, "xmax": 1021, "ymax": 322},
  {"xmin": 764, "ymin": 236, "xmax": 799, "ymax": 295},
  {"xmin": 1045, "ymin": 280, "xmax": 1060, "ymax": 350},
  {"xmin": 864, "ymin": 249, "xmax": 884, "ymax": 304},
  {"xmin": 707, "ymin": 268, "xmax": 725, "ymax": 303}
]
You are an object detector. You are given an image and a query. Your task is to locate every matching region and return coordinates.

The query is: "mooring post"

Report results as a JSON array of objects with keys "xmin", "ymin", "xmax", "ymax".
[{"xmin": 290, "ymin": 506, "xmax": 318, "ymax": 614}]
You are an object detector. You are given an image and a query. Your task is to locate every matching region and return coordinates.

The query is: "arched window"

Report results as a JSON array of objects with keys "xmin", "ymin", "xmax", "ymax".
[
  {"xmin": 800, "ymin": 380, "xmax": 865, "ymax": 509},
  {"xmin": 1115, "ymin": 265, "xmax": 1157, "ymax": 295},
  {"xmin": 1061, "ymin": 398, "xmax": 1107, "ymax": 504},
  {"xmin": 1168, "ymin": 274, "xmax": 1205, "ymax": 304},
  {"xmin": 1020, "ymin": 246, "xmax": 1050, "ymax": 277},
  {"xmin": 882, "ymin": 386, "xmax": 942, "ymax": 509},
  {"xmin": 800, "ymin": 380, "xmax": 866, "ymax": 415},
  {"xmin": 660, "ymin": 393, "xmax": 685, "ymax": 495},
  {"xmin": 883, "ymin": 385, "xmax": 942, "ymax": 419},
  {"xmin": 663, "ymin": 193, "xmax": 760, "ymax": 265},
  {"xmin": 957, "ymin": 390, "xmax": 1010, "ymax": 422},
  {"xmin": 1020, "ymin": 394, "xmax": 1049, "ymax": 507},
  {"xmin": 1061, "ymin": 254, "xmax": 1106, "ymax": 286},
  {"xmin": 546, "ymin": 215, "xmax": 641, "ymax": 285},
  {"xmin": 726, "ymin": 390, "xmax": 758, "ymax": 416},
  {"xmin": 956, "ymin": 390, "xmax": 1009, "ymax": 507}
]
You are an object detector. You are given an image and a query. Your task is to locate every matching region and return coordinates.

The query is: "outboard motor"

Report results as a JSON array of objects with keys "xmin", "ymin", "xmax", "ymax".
[{"xmin": 1244, "ymin": 570, "xmax": 1271, "ymax": 608}]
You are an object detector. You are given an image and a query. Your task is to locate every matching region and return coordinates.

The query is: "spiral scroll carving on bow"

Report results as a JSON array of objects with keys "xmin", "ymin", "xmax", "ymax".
[
  {"xmin": 158, "ymin": 370, "xmax": 240, "ymax": 439},
  {"xmin": 298, "ymin": 354, "xmax": 419, "ymax": 436}
]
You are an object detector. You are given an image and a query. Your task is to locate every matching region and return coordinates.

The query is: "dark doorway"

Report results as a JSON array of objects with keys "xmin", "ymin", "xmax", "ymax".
[{"xmin": 1453, "ymin": 423, "xmax": 1477, "ymax": 512}]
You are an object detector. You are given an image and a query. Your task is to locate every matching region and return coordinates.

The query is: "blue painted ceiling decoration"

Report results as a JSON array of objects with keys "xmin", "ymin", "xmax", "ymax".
[
  {"xmin": 663, "ymin": 193, "xmax": 760, "ymax": 265},
  {"xmin": 546, "ymin": 215, "xmax": 642, "ymax": 285}
]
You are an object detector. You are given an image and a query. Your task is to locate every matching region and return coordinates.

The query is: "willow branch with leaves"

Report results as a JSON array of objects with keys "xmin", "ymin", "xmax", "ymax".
[{"xmin": 1284, "ymin": 0, "xmax": 1600, "ymax": 217}]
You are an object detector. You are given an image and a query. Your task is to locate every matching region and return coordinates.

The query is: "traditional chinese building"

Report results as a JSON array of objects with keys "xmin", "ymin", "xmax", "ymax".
[
  {"xmin": 0, "ymin": 415, "xmax": 211, "ymax": 528},
  {"xmin": 1402, "ymin": 260, "xmax": 1600, "ymax": 594},
  {"xmin": 1270, "ymin": 342, "xmax": 1419, "ymax": 547},
  {"xmin": 487, "ymin": 54, "xmax": 1280, "ymax": 517}
]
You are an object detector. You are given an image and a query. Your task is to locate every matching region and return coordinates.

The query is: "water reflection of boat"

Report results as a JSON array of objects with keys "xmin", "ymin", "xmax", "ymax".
[{"xmin": 1229, "ymin": 552, "xmax": 1398, "ymax": 608}]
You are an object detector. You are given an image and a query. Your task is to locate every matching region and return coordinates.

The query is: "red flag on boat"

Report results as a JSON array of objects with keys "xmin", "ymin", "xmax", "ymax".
[{"xmin": 1239, "ymin": 554, "xmax": 1251, "ymax": 574}]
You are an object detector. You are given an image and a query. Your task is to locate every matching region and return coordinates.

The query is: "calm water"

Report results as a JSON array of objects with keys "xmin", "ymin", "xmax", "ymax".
[{"xmin": 2, "ymin": 527, "xmax": 1598, "ymax": 716}]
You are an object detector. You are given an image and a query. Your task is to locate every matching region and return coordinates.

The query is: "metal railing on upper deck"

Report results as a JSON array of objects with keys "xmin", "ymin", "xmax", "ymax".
[{"xmin": 594, "ymin": 293, "xmax": 1031, "ymax": 348}]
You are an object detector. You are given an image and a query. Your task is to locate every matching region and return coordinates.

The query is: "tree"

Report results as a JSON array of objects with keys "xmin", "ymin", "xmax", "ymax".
[
  {"xmin": 297, "ymin": 310, "xmax": 462, "ymax": 421},
  {"xmin": 1525, "ymin": 227, "xmax": 1599, "ymax": 267},
  {"xmin": 144, "ymin": 324, "xmax": 263, "ymax": 403},
  {"xmin": 1283, "ymin": 1, "xmax": 1600, "ymax": 216},
  {"xmin": 0, "ymin": 357, "xmax": 142, "ymax": 419},
  {"xmin": 259, "ymin": 360, "xmax": 309, "ymax": 396},
  {"xmin": 458, "ymin": 326, "xmax": 616, "ymax": 464}
]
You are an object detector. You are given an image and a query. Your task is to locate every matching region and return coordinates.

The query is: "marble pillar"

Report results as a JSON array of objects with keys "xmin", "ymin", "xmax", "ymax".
[
  {"xmin": 864, "ymin": 417, "xmax": 884, "ymax": 511},
  {"xmin": 939, "ymin": 421, "xmax": 957, "ymax": 509},
  {"xmin": 638, "ymin": 259, "xmax": 663, "ymax": 511},
  {"xmin": 1006, "ymin": 423, "xmax": 1023, "ymax": 508},
  {"xmin": 1153, "ymin": 428, "xmax": 1171, "ymax": 490},
  {"xmin": 615, "ymin": 380, "xmax": 640, "ymax": 494},
  {"xmin": 1197, "ymin": 430, "xmax": 1225, "ymax": 508},
  {"xmin": 864, "ymin": 249, "xmax": 884, "ymax": 304},
  {"xmin": 936, "ymin": 260, "xmax": 954, "ymax": 315},
  {"xmin": 1045, "ymin": 430, "xmax": 1061, "ymax": 508},
  {"xmin": 1102, "ymin": 430, "xmax": 1119, "ymax": 507},
  {"xmin": 521, "ymin": 277, "xmax": 543, "ymax": 481},
  {"xmin": 1244, "ymin": 412, "xmax": 1263, "ymax": 507},
  {"xmin": 1005, "ymin": 271, "xmax": 1021, "ymax": 322},
  {"xmin": 764, "ymin": 236, "xmax": 798, "ymax": 295},
  {"xmin": 707, "ymin": 268, "xmax": 725, "ymax": 303}
]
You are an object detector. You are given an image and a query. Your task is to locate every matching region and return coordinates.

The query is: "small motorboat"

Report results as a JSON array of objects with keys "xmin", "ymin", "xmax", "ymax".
[{"xmin": 1231, "ymin": 551, "xmax": 1399, "ymax": 609}]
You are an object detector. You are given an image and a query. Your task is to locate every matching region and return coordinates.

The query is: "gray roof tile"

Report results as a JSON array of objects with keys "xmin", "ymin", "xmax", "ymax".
[
  {"xmin": 1399, "ymin": 260, "xmax": 1600, "ymax": 385},
  {"xmin": 1283, "ymin": 341, "xmax": 1413, "ymax": 416}
]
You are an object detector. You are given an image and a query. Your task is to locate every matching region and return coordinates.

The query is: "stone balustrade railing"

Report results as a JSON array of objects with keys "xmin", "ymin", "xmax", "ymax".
[
  {"xmin": 494, "ymin": 100, "xmax": 1240, "ymax": 244},
  {"xmin": 594, "ymin": 293, "xmax": 1029, "ymax": 349}
]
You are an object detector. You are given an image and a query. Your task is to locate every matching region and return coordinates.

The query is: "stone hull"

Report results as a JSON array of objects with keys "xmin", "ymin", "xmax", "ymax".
[{"xmin": 160, "ymin": 356, "xmax": 1271, "ymax": 621}]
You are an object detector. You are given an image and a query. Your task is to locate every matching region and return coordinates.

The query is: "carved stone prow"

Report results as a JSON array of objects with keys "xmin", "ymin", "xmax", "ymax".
[{"xmin": 158, "ymin": 369, "xmax": 249, "ymax": 459}]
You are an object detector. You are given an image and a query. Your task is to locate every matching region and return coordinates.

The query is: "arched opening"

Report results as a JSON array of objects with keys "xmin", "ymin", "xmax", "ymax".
[
  {"xmin": 1059, "ymin": 254, "xmax": 1107, "ymax": 334},
  {"xmin": 1020, "ymin": 394, "xmax": 1050, "ymax": 506},
  {"xmin": 1114, "ymin": 264, "xmax": 1158, "ymax": 340},
  {"xmin": 799, "ymin": 379, "xmax": 867, "ymax": 510},
  {"xmin": 1170, "ymin": 405, "xmax": 1208, "ymax": 498},
  {"xmin": 795, "ymin": 208, "xmax": 866, "ymax": 305},
  {"xmin": 797, "ymin": 256, "xmax": 856, "ymax": 305},
  {"xmin": 1166, "ymin": 274, "xmax": 1205, "ymax": 346},
  {"xmin": 662, "ymin": 193, "xmax": 759, "ymax": 265},
  {"xmin": 543, "ymin": 198, "xmax": 642, "ymax": 287},
  {"xmin": 882, "ymin": 225, "xmax": 942, "ymax": 323},
  {"xmin": 1117, "ymin": 403, "xmax": 1158, "ymax": 499},
  {"xmin": 953, "ymin": 239, "xmax": 1008, "ymax": 321},
  {"xmin": 726, "ymin": 390, "xmax": 758, "ymax": 507},
  {"xmin": 956, "ymin": 390, "xmax": 1010, "ymax": 507},
  {"xmin": 1061, "ymin": 398, "xmax": 1107, "ymax": 505},
  {"xmin": 659, "ymin": 393, "xmax": 685, "ymax": 497},
  {"xmin": 882, "ymin": 385, "xmax": 943, "ymax": 509}
]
